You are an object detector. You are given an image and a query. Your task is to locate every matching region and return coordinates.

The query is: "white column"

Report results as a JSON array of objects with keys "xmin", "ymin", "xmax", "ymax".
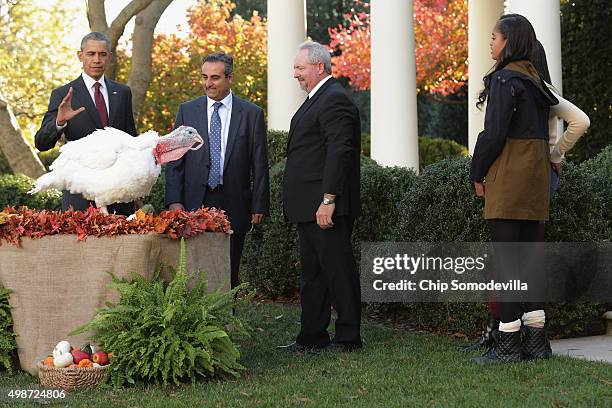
[
  {"xmin": 468, "ymin": 0, "xmax": 505, "ymax": 154},
  {"xmin": 506, "ymin": 0, "xmax": 562, "ymax": 93},
  {"xmin": 267, "ymin": 0, "xmax": 307, "ymax": 131},
  {"xmin": 370, "ymin": 0, "xmax": 419, "ymax": 171}
]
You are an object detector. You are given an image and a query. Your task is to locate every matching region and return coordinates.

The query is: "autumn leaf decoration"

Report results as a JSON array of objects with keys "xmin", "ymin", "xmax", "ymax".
[{"xmin": 0, "ymin": 206, "xmax": 230, "ymax": 246}]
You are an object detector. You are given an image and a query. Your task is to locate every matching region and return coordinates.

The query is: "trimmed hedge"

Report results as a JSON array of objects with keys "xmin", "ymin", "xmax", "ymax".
[
  {"xmin": 417, "ymin": 137, "xmax": 468, "ymax": 175},
  {"xmin": 266, "ymin": 130, "xmax": 289, "ymax": 169},
  {"xmin": 394, "ymin": 157, "xmax": 487, "ymax": 242},
  {"xmin": 0, "ymin": 174, "xmax": 60, "ymax": 210},
  {"xmin": 569, "ymin": 143, "xmax": 612, "ymax": 233},
  {"xmin": 561, "ymin": 0, "xmax": 612, "ymax": 162},
  {"xmin": 241, "ymin": 161, "xmax": 300, "ymax": 296}
]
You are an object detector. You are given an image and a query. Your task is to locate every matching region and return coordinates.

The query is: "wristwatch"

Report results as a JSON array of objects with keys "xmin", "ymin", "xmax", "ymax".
[{"xmin": 322, "ymin": 197, "xmax": 335, "ymax": 205}]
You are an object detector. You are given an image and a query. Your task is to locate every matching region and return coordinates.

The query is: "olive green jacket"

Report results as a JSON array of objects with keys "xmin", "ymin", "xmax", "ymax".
[{"xmin": 470, "ymin": 60, "xmax": 558, "ymax": 221}]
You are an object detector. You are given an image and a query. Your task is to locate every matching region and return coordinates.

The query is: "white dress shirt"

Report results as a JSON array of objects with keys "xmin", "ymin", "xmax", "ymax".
[
  {"xmin": 308, "ymin": 75, "xmax": 332, "ymax": 99},
  {"xmin": 82, "ymin": 72, "xmax": 110, "ymax": 116},
  {"xmin": 206, "ymin": 91, "xmax": 233, "ymax": 184}
]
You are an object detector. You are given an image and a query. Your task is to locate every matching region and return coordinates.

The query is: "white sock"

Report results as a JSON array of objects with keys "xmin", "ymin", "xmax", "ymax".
[
  {"xmin": 522, "ymin": 310, "xmax": 545, "ymax": 328},
  {"xmin": 498, "ymin": 319, "xmax": 521, "ymax": 333}
]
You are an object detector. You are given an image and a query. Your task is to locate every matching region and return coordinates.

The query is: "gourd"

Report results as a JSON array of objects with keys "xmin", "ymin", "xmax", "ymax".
[
  {"xmin": 52, "ymin": 340, "xmax": 71, "ymax": 358},
  {"xmin": 53, "ymin": 352, "xmax": 74, "ymax": 368}
]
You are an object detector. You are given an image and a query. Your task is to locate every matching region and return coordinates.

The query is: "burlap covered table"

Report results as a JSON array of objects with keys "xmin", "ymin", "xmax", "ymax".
[{"xmin": 0, "ymin": 232, "xmax": 230, "ymax": 376}]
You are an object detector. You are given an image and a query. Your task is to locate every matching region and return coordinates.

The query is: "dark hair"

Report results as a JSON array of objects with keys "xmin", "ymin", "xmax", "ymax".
[
  {"xmin": 531, "ymin": 40, "xmax": 552, "ymax": 85},
  {"xmin": 202, "ymin": 52, "xmax": 234, "ymax": 77},
  {"xmin": 80, "ymin": 32, "xmax": 111, "ymax": 52},
  {"xmin": 476, "ymin": 14, "xmax": 537, "ymax": 109}
]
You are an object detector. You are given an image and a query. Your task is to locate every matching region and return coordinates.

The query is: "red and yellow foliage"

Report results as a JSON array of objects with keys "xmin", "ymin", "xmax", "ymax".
[
  {"xmin": 137, "ymin": 0, "xmax": 267, "ymax": 133},
  {"xmin": 328, "ymin": 0, "xmax": 468, "ymax": 95}
]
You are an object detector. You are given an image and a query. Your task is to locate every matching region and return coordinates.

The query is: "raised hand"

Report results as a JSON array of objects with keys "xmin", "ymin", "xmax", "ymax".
[{"xmin": 56, "ymin": 87, "xmax": 85, "ymax": 126}]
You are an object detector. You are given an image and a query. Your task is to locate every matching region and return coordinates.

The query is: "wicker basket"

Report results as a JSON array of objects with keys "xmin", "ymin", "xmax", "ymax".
[{"xmin": 37, "ymin": 362, "xmax": 109, "ymax": 390}]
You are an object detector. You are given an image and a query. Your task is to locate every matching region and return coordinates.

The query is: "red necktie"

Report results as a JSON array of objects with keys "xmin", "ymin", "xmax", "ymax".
[{"xmin": 93, "ymin": 82, "xmax": 108, "ymax": 127}]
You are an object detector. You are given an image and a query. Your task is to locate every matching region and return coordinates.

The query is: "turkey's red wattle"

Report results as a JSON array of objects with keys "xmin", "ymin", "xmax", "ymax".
[
  {"xmin": 153, "ymin": 144, "xmax": 164, "ymax": 164},
  {"xmin": 154, "ymin": 140, "xmax": 194, "ymax": 165}
]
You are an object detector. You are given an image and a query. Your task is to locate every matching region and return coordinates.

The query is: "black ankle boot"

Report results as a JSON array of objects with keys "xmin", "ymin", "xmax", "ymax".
[
  {"xmin": 459, "ymin": 313, "xmax": 499, "ymax": 352},
  {"xmin": 522, "ymin": 326, "xmax": 551, "ymax": 360},
  {"xmin": 472, "ymin": 331, "xmax": 522, "ymax": 364}
]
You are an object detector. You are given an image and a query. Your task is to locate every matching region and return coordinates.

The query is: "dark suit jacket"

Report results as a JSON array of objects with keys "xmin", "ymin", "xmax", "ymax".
[
  {"xmin": 35, "ymin": 75, "xmax": 136, "ymax": 151},
  {"xmin": 164, "ymin": 94, "xmax": 270, "ymax": 235},
  {"xmin": 34, "ymin": 75, "xmax": 137, "ymax": 214},
  {"xmin": 283, "ymin": 78, "xmax": 361, "ymax": 223}
]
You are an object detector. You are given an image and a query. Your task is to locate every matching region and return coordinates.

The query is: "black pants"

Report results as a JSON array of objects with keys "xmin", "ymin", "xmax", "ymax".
[
  {"xmin": 488, "ymin": 219, "xmax": 545, "ymax": 323},
  {"xmin": 204, "ymin": 186, "xmax": 244, "ymax": 289},
  {"xmin": 296, "ymin": 217, "xmax": 362, "ymax": 347},
  {"xmin": 61, "ymin": 190, "xmax": 134, "ymax": 216}
]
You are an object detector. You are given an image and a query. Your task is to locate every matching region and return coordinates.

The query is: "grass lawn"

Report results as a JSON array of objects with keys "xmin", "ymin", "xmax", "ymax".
[{"xmin": 0, "ymin": 302, "xmax": 610, "ymax": 407}]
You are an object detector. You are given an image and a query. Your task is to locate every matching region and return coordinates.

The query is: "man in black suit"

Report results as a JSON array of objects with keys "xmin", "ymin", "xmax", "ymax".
[
  {"xmin": 165, "ymin": 52, "xmax": 269, "ymax": 289},
  {"xmin": 281, "ymin": 41, "xmax": 362, "ymax": 352},
  {"xmin": 34, "ymin": 32, "xmax": 136, "ymax": 215}
]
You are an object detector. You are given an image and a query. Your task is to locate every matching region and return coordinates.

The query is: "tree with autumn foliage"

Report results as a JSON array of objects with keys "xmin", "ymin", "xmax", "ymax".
[
  {"xmin": 329, "ymin": 0, "xmax": 467, "ymax": 95},
  {"xmin": 0, "ymin": 0, "xmax": 79, "ymax": 177},
  {"xmin": 127, "ymin": 0, "xmax": 267, "ymax": 133}
]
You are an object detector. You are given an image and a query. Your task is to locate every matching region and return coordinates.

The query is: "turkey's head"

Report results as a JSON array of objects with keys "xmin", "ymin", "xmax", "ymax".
[{"xmin": 153, "ymin": 126, "xmax": 203, "ymax": 164}]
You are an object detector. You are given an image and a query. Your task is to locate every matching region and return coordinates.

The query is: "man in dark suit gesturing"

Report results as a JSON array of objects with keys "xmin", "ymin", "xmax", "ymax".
[
  {"xmin": 34, "ymin": 32, "xmax": 136, "ymax": 215},
  {"xmin": 281, "ymin": 42, "xmax": 362, "ymax": 352},
  {"xmin": 165, "ymin": 52, "xmax": 269, "ymax": 289}
]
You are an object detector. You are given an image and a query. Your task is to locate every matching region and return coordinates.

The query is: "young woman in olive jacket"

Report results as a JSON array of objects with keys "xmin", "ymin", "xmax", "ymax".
[
  {"xmin": 469, "ymin": 14, "xmax": 558, "ymax": 364},
  {"xmin": 460, "ymin": 38, "xmax": 591, "ymax": 358}
]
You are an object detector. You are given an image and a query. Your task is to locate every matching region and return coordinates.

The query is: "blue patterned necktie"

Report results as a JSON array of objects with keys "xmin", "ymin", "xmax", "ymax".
[{"xmin": 208, "ymin": 101, "xmax": 223, "ymax": 188}]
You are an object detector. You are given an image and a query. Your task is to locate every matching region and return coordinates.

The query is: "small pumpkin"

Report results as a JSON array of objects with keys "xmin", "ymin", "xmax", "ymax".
[
  {"xmin": 77, "ymin": 358, "xmax": 93, "ymax": 368},
  {"xmin": 43, "ymin": 356, "xmax": 54, "ymax": 367}
]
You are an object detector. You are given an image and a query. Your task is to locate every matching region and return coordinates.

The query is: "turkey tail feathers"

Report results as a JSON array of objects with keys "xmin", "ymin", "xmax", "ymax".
[{"xmin": 27, "ymin": 172, "xmax": 59, "ymax": 195}]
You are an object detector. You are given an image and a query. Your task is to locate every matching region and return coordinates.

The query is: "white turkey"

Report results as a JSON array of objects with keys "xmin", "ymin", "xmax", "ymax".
[{"xmin": 29, "ymin": 126, "xmax": 203, "ymax": 214}]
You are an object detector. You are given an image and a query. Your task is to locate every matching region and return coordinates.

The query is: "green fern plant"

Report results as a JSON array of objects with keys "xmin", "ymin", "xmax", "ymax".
[
  {"xmin": 0, "ymin": 287, "xmax": 16, "ymax": 373},
  {"xmin": 71, "ymin": 238, "xmax": 252, "ymax": 387}
]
